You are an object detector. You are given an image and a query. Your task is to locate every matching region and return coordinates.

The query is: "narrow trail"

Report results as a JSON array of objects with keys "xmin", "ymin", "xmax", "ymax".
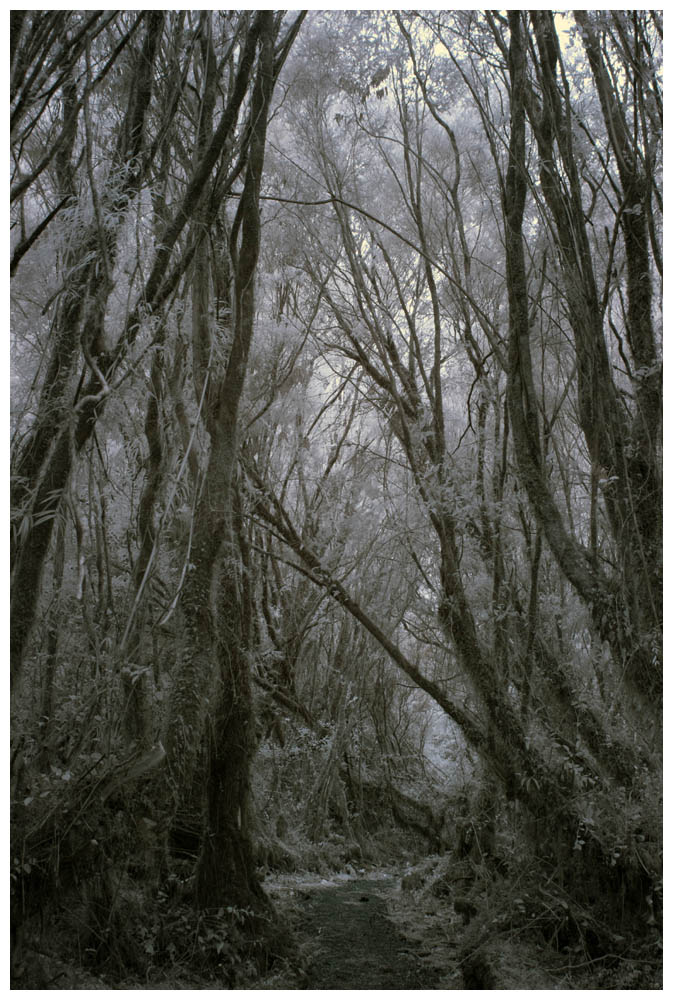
[{"xmin": 291, "ymin": 874, "xmax": 439, "ymax": 990}]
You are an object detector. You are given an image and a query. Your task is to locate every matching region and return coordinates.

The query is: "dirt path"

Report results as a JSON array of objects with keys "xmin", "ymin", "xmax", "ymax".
[{"xmin": 291, "ymin": 874, "xmax": 439, "ymax": 990}]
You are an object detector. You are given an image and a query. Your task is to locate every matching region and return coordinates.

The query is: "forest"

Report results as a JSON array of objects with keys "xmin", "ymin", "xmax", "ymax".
[{"xmin": 10, "ymin": 9, "xmax": 662, "ymax": 990}]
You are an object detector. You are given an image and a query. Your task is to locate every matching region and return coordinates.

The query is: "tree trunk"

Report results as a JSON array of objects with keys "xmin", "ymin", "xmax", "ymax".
[
  {"xmin": 195, "ymin": 521, "xmax": 263, "ymax": 910},
  {"xmin": 193, "ymin": 12, "xmax": 277, "ymax": 916}
]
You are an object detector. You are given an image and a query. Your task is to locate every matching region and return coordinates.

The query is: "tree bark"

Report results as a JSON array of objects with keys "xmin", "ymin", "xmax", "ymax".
[{"xmin": 194, "ymin": 12, "xmax": 278, "ymax": 914}]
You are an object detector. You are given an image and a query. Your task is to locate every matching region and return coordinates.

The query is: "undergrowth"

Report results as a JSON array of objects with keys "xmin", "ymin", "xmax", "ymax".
[{"xmin": 388, "ymin": 846, "xmax": 662, "ymax": 990}]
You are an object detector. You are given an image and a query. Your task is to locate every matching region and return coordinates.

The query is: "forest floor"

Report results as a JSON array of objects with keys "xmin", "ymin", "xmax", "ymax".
[
  {"xmin": 262, "ymin": 868, "xmax": 448, "ymax": 989},
  {"xmin": 256, "ymin": 856, "xmax": 638, "ymax": 991},
  {"xmin": 17, "ymin": 856, "xmax": 660, "ymax": 989},
  {"xmin": 257, "ymin": 861, "xmax": 557, "ymax": 991}
]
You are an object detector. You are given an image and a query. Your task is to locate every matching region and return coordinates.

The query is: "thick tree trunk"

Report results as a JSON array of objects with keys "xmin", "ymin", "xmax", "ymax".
[
  {"xmin": 195, "ymin": 539, "xmax": 262, "ymax": 909},
  {"xmin": 152, "ymin": 13, "xmax": 289, "ymax": 928},
  {"xmin": 193, "ymin": 12, "xmax": 277, "ymax": 916}
]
